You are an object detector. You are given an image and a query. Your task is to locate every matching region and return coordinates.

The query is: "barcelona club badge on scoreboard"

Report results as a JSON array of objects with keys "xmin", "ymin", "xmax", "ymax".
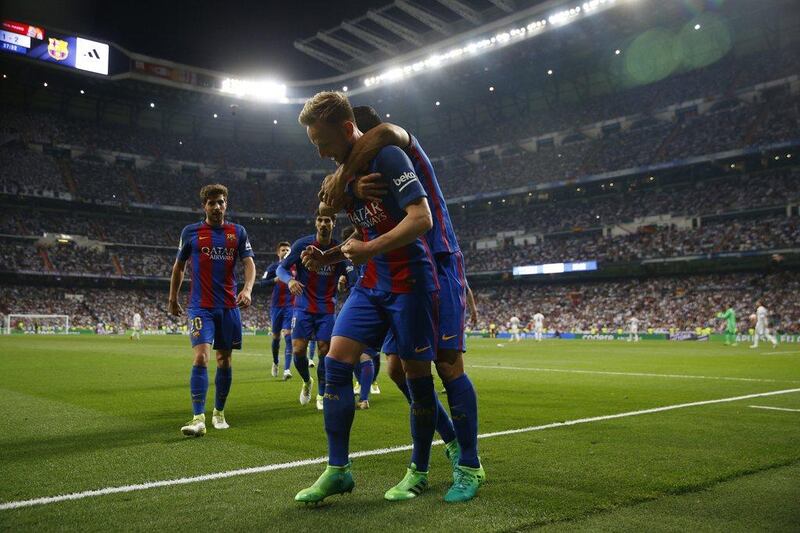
[{"xmin": 47, "ymin": 37, "xmax": 69, "ymax": 61}]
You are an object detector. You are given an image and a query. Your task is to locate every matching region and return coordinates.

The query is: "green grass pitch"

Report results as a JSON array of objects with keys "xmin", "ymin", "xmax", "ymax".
[{"xmin": 1, "ymin": 336, "xmax": 799, "ymax": 531}]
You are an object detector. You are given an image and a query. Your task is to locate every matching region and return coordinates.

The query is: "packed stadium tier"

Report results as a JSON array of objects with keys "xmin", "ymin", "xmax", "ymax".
[
  {"xmin": 2, "ymin": 271, "xmax": 797, "ymax": 334},
  {"xmin": 2, "ymin": 46, "xmax": 798, "ymax": 209}
]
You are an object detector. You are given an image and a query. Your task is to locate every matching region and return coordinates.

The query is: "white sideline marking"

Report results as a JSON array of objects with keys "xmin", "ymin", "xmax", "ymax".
[
  {"xmin": 469, "ymin": 364, "xmax": 800, "ymax": 384},
  {"xmin": 749, "ymin": 405, "xmax": 800, "ymax": 412},
  {"xmin": 764, "ymin": 350, "xmax": 800, "ymax": 355},
  {"xmin": 1, "ymin": 387, "xmax": 799, "ymax": 511}
]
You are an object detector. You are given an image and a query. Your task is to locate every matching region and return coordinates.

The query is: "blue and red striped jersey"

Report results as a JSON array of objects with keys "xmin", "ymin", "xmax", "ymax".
[
  {"xmin": 346, "ymin": 145, "xmax": 437, "ymax": 294},
  {"xmin": 177, "ymin": 221, "xmax": 254, "ymax": 309},
  {"xmin": 404, "ymin": 133, "xmax": 460, "ymax": 256},
  {"xmin": 262, "ymin": 261, "xmax": 294, "ymax": 309},
  {"xmin": 277, "ymin": 235, "xmax": 346, "ymax": 314}
]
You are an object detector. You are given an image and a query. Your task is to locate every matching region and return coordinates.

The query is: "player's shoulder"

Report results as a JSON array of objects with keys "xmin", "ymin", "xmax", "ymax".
[{"xmin": 374, "ymin": 144, "xmax": 413, "ymax": 167}]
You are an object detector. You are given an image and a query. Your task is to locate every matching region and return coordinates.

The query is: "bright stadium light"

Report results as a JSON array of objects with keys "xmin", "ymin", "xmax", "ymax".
[
  {"xmin": 2, "ymin": 74, "xmax": 7, "ymax": 79},
  {"xmin": 213, "ymin": 113, "xmax": 218, "ymax": 118},
  {"xmin": 615, "ymin": 49, "xmax": 621, "ymax": 55},
  {"xmin": 149, "ymin": 102, "xmax": 155, "ymax": 108},
  {"xmin": 547, "ymin": 69, "xmax": 553, "ymax": 75},
  {"xmin": 694, "ymin": 23, "xmax": 701, "ymax": 30},
  {"xmin": 273, "ymin": 119, "xmax": 278, "ymax": 124},
  {"xmin": 342, "ymin": 85, "xmax": 348, "ymax": 92},
  {"xmin": 220, "ymin": 78, "xmax": 287, "ymax": 103},
  {"xmin": 489, "ymin": 86, "xmax": 495, "ymax": 92},
  {"xmin": 358, "ymin": 0, "xmax": 620, "ymax": 89},
  {"xmin": 386, "ymin": 113, "xmax": 391, "ymax": 118},
  {"xmin": 80, "ymin": 89, "xmax": 85, "ymax": 95},
  {"xmin": 435, "ymin": 101, "xmax": 441, "ymax": 106},
  {"xmin": 43, "ymin": 82, "xmax": 48, "ymax": 87}
]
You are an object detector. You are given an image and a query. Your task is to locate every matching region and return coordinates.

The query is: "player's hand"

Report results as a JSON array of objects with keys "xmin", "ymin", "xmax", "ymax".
[
  {"xmin": 288, "ymin": 279, "xmax": 305, "ymax": 296},
  {"xmin": 342, "ymin": 239, "xmax": 375, "ymax": 265},
  {"xmin": 320, "ymin": 169, "xmax": 347, "ymax": 209},
  {"xmin": 236, "ymin": 290, "xmax": 252, "ymax": 309},
  {"xmin": 301, "ymin": 245, "xmax": 324, "ymax": 271},
  {"xmin": 168, "ymin": 299, "xmax": 183, "ymax": 317},
  {"xmin": 337, "ymin": 275, "xmax": 348, "ymax": 293},
  {"xmin": 352, "ymin": 173, "xmax": 386, "ymax": 203}
]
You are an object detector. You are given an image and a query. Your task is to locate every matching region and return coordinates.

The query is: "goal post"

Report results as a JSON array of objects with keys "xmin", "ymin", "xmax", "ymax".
[{"xmin": 4, "ymin": 314, "xmax": 71, "ymax": 335}]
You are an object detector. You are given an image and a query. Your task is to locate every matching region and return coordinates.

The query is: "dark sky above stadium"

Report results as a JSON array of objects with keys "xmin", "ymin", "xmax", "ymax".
[{"xmin": 3, "ymin": 0, "xmax": 387, "ymax": 80}]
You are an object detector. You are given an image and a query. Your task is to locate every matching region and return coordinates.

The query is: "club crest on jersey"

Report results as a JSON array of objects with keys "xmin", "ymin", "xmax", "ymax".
[
  {"xmin": 48, "ymin": 38, "xmax": 69, "ymax": 61},
  {"xmin": 226, "ymin": 233, "xmax": 236, "ymax": 241},
  {"xmin": 393, "ymin": 171, "xmax": 419, "ymax": 191},
  {"xmin": 348, "ymin": 201, "xmax": 387, "ymax": 229}
]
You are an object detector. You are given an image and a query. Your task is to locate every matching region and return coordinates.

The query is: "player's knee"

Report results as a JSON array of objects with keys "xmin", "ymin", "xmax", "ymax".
[
  {"xmin": 435, "ymin": 350, "xmax": 464, "ymax": 383},
  {"xmin": 386, "ymin": 355, "xmax": 405, "ymax": 385},
  {"xmin": 317, "ymin": 342, "xmax": 330, "ymax": 356},
  {"xmin": 402, "ymin": 359, "xmax": 432, "ymax": 380}
]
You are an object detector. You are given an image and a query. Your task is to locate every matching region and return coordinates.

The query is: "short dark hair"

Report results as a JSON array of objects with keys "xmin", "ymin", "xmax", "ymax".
[
  {"xmin": 276, "ymin": 241, "xmax": 291, "ymax": 250},
  {"xmin": 199, "ymin": 183, "xmax": 228, "ymax": 203},
  {"xmin": 353, "ymin": 106, "xmax": 382, "ymax": 132}
]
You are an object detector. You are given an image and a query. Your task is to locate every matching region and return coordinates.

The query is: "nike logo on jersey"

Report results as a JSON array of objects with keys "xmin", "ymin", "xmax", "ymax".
[
  {"xmin": 442, "ymin": 334, "xmax": 457, "ymax": 341},
  {"xmin": 199, "ymin": 236, "xmax": 209, "ymax": 241},
  {"xmin": 414, "ymin": 345, "xmax": 431, "ymax": 353}
]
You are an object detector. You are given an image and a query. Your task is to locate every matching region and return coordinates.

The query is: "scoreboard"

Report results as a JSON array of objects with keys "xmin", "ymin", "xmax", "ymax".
[{"xmin": 0, "ymin": 20, "xmax": 127, "ymax": 76}]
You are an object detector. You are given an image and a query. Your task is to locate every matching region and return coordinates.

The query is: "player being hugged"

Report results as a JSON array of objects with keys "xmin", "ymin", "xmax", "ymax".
[
  {"xmin": 294, "ymin": 91, "xmax": 442, "ymax": 504},
  {"xmin": 317, "ymin": 105, "xmax": 484, "ymax": 502},
  {"xmin": 168, "ymin": 184, "xmax": 255, "ymax": 437},
  {"xmin": 277, "ymin": 212, "xmax": 347, "ymax": 406}
]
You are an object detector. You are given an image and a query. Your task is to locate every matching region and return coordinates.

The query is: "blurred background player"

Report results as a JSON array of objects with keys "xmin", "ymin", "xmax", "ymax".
[
  {"xmin": 532, "ymin": 312, "xmax": 544, "ymax": 342},
  {"xmin": 751, "ymin": 300, "xmax": 778, "ymax": 349},
  {"xmin": 278, "ymin": 212, "xmax": 347, "ymax": 406},
  {"xmin": 261, "ymin": 241, "xmax": 294, "ymax": 379},
  {"xmin": 130, "ymin": 310, "xmax": 142, "ymax": 340},
  {"xmin": 168, "ymin": 184, "xmax": 256, "ymax": 437},
  {"xmin": 317, "ymin": 102, "xmax": 484, "ymax": 502},
  {"xmin": 716, "ymin": 305, "xmax": 738, "ymax": 346},
  {"xmin": 509, "ymin": 315, "xmax": 521, "ymax": 342},
  {"xmin": 628, "ymin": 317, "xmax": 640, "ymax": 343}
]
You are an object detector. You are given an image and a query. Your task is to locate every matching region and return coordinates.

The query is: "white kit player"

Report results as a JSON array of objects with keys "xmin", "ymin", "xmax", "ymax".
[
  {"xmin": 750, "ymin": 300, "xmax": 778, "ymax": 349},
  {"xmin": 509, "ymin": 315, "xmax": 521, "ymax": 342},
  {"xmin": 532, "ymin": 312, "xmax": 544, "ymax": 342},
  {"xmin": 627, "ymin": 317, "xmax": 639, "ymax": 343},
  {"xmin": 131, "ymin": 311, "xmax": 142, "ymax": 341}
]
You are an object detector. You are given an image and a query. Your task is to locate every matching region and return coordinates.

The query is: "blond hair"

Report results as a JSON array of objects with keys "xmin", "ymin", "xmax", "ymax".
[
  {"xmin": 199, "ymin": 183, "xmax": 228, "ymax": 203},
  {"xmin": 298, "ymin": 91, "xmax": 355, "ymax": 126}
]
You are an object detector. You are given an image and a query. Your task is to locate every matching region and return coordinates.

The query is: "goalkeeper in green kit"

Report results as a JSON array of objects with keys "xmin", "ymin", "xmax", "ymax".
[{"xmin": 716, "ymin": 306, "xmax": 738, "ymax": 346}]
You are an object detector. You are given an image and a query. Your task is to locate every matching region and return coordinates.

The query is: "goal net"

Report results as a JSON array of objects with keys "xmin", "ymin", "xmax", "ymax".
[{"xmin": 4, "ymin": 314, "xmax": 71, "ymax": 335}]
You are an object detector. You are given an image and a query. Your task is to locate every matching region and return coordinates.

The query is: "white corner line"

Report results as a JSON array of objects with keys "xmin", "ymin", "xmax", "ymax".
[
  {"xmin": 749, "ymin": 405, "xmax": 800, "ymax": 412},
  {"xmin": 468, "ymin": 364, "xmax": 800, "ymax": 384},
  {"xmin": 2, "ymin": 387, "xmax": 799, "ymax": 512}
]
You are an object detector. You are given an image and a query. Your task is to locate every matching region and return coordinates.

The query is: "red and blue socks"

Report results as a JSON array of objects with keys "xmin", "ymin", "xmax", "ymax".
[
  {"xmin": 444, "ymin": 373, "xmax": 480, "ymax": 468},
  {"xmin": 323, "ymin": 358, "xmax": 356, "ymax": 466},
  {"xmin": 214, "ymin": 367, "xmax": 232, "ymax": 411},
  {"xmin": 407, "ymin": 375, "xmax": 438, "ymax": 472},
  {"xmin": 190, "ymin": 365, "xmax": 208, "ymax": 416}
]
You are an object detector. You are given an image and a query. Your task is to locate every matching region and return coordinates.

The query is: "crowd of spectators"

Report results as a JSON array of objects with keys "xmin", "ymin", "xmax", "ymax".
[
  {"xmin": 2, "ymin": 271, "xmax": 796, "ymax": 335},
  {"xmin": 472, "ymin": 272, "xmax": 800, "ymax": 334},
  {"xmin": 466, "ymin": 216, "xmax": 799, "ymax": 271},
  {"xmin": 2, "ymin": 45, "xmax": 798, "ymax": 207}
]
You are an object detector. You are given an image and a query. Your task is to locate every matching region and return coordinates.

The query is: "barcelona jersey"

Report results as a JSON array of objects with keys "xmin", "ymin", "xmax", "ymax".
[
  {"xmin": 177, "ymin": 221, "xmax": 254, "ymax": 309},
  {"xmin": 346, "ymin": 145, "xmax": 437, "ymax": 294},
  {"xmin": 277, "ymin": 236, "xmax": 347, "ymax": 314},
  {"xmin": 263, "ymin": 261, "xmax": 294, "ymax": 309}
]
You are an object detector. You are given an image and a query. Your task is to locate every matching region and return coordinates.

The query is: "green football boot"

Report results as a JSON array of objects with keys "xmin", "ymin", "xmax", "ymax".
[
  {"xmin": 295, "ymin": 463, "xmax": 354, "ymax": 504},
  {"xmin": 444, "ymin": 439, "xmax": 460, "ymax": 477},
  {"xmin": 444, "ymin": 463, "xmax": 485, "ymax": 503},
  {"xmin": 384, "ymin": 463, "xmax": 429, "ymax": 501}
]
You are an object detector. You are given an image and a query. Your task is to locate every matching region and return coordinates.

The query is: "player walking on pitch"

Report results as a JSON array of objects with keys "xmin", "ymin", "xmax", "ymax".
[
  {"xmin": 628, "ymin": 317, "xmax": 640, "ymax": 343},
  {"xmin": 168, "ymin": 184, "xmax": 256, "ymax": 437},
  {"xmin": 277, "ymin": 213, "xmax": 347, "ymax": 406},
  {"xmin": 509, "ymin": 315, "xmax": 521, "ymax": 342},
  {"xmin": 532, "ymin": 312, "xmax": 544, "ymax": 341},
  {"xmin": 750, "ymin": 300, "xmax": 778, "ymax": 349},
  {"xmin": 716, "ymin": 305, "xmax": 738, "ymax": 346},
  {"xmin": 130, "ymin": 311, "xmax": 142, "ymax": 340},
  {"xmin": 261, "ymin": 241, "xmax": 294, "ymax": 379}
]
